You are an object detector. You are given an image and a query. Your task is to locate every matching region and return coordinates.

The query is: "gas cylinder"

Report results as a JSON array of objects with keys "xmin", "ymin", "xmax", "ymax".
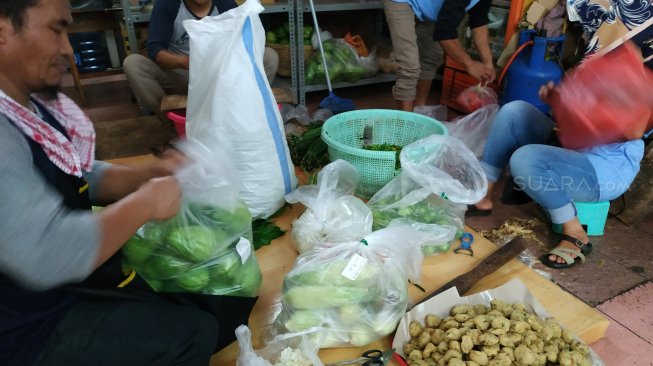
[{"xmin": 501, "ymin": 30, "xmax": 565, "ymax": 114}]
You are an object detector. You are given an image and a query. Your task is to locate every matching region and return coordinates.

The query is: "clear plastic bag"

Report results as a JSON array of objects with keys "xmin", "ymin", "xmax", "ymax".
[
  {"xmin": 304, "ymin": 39, "xmax": 376, "ymax": 84},
  {"xmin": 236, "ymin": 325, "xmax": 323, "ymax": 366},
  {"xmin": 444, "ymin": 104, "xmax": 499, "ymax": 159},
  {"xmin": 413, "ymin": 104, "xmax": 449, "ymax": 121},
  {"xmin": 367, "ymin": 135, "xmax": 487, "ymax": 255},
  {"xmin": 280, "ymin": 103, "xmax": 311, "ymax": 125},
  {"xmin": 368, "ymin": 177, "xmax": 465, "ymax": 256},
  {"xmin": 456, "ymin": 83, "xmax": 498, "ymax": 112},
  {"xmin": 311, "ymin": 108, "xmax": 333, "ymax": 122},
  {"xmin": 121, "ymin": 139, "xmax": 262, "ymax": 297},
  {"xmin": 272, "ymin": 225, "xmax": 426, "ymax": 348},
  {"xmin": 400, "ymin": 134, "xmax": 488, "ymax": 204},
  {"xmin": 286, "ymin": 160, "xmax": 372, "ymax": 253}
]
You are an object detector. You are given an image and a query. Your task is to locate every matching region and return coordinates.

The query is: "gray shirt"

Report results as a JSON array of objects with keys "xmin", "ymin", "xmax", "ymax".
[{"xmin": 0, "ymin": 114, "xmax": 106, "ymax": 290}]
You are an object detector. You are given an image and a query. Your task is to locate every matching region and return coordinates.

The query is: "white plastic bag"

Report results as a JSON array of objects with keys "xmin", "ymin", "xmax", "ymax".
[
  {"xmin": 272, "ymin": 225, "xmax": 427, "ymax": 348},
  {"xmin": 444, "ymin": 104, "xmax": 498, "ymax": 159},
  {"xmin": 236, "ymin": 325, "xmax": 323, "ymax": 366},
  {"xmin": 413, "ymin": 104, "xmax": 448, "ymax": 122},
  {"xmin": 184, "ymin": 0, "xmax": 297, "ymax": 218},
  {"xmin": 400, "ymin": 134, "xmax": 488, "ymax": 204},
  {"xmin": 285, "ymin": 160, "xmax": 372, "ymax": 253}
]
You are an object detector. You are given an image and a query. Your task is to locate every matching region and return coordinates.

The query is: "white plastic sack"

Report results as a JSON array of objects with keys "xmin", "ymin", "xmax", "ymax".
[
  {"xmin": 272, "ymin": 224, "xmax": 427, "ymax": 348},
  {"xmin": 444, "ymin": 104, "xmax": 498, "ymax": 159},
  {"xmin": 285, "ymin": 160, "xmax": 373, "ymax": 253},
  {"xmin": 184, "ymin": 0, "xmax": 297, "ymax": 218},
  {"xmin": 235, "ymin": 325, "xmax": 323, "ymax": 366},
  {"xmin": 400, "ymin": 134, "xmax": 488, "ymax": 204}
]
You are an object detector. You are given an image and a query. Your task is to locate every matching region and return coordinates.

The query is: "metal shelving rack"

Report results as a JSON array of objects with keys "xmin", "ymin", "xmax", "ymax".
[
  {"xmin": 118, "ymin": 0, "xmax": 150, "ymax": 57},
  {"xmin": 294, "ymin": 0, "xmax": 395, "ymax": 105}
]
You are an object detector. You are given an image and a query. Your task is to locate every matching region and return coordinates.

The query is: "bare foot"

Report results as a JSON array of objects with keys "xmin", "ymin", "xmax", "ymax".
[{"xmin": 473, "ymin": 197, "xmax": 493, "ymax": 211}]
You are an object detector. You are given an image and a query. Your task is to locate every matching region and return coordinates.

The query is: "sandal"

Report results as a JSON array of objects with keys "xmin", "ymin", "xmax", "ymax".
[
  {"xmin": 466, "ymin": 205, "xmax": 492, "ymax": 217},
  {"xmin": 541, "ymin": 234, "xmax": 593, "ymax": 269}
]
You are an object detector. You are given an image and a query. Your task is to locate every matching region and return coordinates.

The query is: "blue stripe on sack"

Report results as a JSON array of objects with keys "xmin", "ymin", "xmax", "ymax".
[{"xmin": 241, "ymin": 17, "xmax": 292, "ymax": 194}]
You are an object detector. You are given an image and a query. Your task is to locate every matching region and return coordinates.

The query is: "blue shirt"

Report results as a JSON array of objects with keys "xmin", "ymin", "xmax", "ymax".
[
  {"xmin": 147, "ymin": 0, "xmax": 237, "ymax": 60},
  {"xmin": 581, "ymin": 140, "xmax": 645, "ymax": 201}
]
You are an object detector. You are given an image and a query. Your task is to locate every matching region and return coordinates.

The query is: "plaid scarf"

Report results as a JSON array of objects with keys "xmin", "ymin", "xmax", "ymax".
[{"xmin": 0, "ymin": 90, "xmax": 95, "ymax": 177}]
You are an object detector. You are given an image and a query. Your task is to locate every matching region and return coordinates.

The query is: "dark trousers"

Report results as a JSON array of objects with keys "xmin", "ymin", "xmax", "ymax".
[{"xmin": 34, "ymin": 300, "xmax": 219, "ymax": 366}]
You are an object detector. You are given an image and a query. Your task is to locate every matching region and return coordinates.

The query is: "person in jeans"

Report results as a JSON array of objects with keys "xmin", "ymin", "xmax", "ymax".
[
  {"xmin": 383, "ymin": 0, "xmax": 494, "ymax": 111},
  {"xmin": 123, "ymin": 0, "xmax": 279, "ymax": 123},
  {"xmin": 0, "ymin": 1, "xmax": 221, "ymax": 364},
  {"xmin": 469, "ymin": 93, "xmax": 644, "ymax": 268}
]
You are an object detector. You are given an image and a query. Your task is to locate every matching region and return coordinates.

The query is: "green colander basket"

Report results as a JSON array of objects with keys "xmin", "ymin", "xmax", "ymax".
[{"xmin": 321, "ymin": 109, "xmax": 448, "ymax": 198}]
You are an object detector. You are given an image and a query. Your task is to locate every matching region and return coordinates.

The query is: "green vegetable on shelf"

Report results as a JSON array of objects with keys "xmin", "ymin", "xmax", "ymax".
[
  {"xmin": 265, "ymin": 30, "xmax": 277, "ymax": 44},
  {"xmin": 302, "ymin": 25, "xmax": 313, "ymax": 40}
]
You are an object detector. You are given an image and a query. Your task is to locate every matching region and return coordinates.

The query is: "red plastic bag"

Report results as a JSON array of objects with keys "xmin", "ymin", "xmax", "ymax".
[
  {"xmin": 550, "ymin": 42, "xmax": 653, "ymax": 150},
  {"xmin": 456, "ymin": 83, "xmax": 498, "ymax": 112}
]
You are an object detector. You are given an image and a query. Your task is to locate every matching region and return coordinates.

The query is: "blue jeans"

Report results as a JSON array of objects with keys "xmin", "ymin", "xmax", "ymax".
[{"xmin": 480, "ymin": 101, "xmax": 600, "ymax": 224}]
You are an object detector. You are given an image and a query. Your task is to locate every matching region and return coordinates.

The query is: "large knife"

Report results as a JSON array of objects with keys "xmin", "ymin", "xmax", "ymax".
[{"xmin": 412, "ymin": 236, "xmax": 528, "ymax": 308}]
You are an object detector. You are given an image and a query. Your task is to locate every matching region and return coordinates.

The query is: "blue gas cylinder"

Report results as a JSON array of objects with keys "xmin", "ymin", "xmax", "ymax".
[{"xmin": 501, "ymin": 30, "xmax": 565, "ymax": 114}]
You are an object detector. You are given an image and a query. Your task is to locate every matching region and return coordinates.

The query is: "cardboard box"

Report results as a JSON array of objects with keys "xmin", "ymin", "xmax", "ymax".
[{"xmin": 392, "ymin": 279, "xmax": 605, "ymax": 365}]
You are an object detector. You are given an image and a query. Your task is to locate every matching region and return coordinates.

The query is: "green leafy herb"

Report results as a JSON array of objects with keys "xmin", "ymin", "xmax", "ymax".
[
  {"xmin": 252, "ymin": 218, "xmax": 286, "ymax": 250},
  {"xmin": 363, "ymin": 144, "xmax": 402, "ymax": 169},
  {"xmin": 288, "ymin": 123, "xmax": 330, "ymax": 175}
]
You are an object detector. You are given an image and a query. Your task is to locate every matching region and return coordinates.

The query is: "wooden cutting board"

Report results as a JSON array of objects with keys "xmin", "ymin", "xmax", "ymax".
[
  {"xmin": 105, "ymin": 155, "xmax": 608, "ymax": 365},
  {"xmin": 208, "ymin": 201, "xmax": 609, "ymax": 366}
]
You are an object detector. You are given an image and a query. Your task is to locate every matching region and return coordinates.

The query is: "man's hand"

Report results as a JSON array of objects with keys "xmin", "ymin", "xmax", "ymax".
[
  {"xmin": 155, "ymin": 50, "xmax": 190, "ymax": 70},
  {"xmin": 465, "ymin": 60, "xmax": 496, "ymax": 83},
  {"xmin": 538, "ymin": 81, "xmax": 557, "ymax": 103},
  {"xmin": 139, "ymin": 176, "xmax": 182, "ymax": 221},
  {"xmin": 95, "ymin": 175, "xmax": 182, "ymax": 268},
  {"xmin": 153, "ymin": 147, "xmax": 189, "ymax": 176}
]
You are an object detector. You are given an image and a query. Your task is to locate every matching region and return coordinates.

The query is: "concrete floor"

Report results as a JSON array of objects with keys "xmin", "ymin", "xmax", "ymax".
[{"xmin": 65, "ymin": 74, "xmax": 653, "ymax": 365}]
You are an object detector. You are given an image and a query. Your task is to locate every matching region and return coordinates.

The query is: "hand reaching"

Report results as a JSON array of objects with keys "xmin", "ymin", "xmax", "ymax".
[
  {"xmin": 466, "ymin": 60, "xmax": 496, "ymax": 83},
  {"xmin": 140, "ymin": 176, "xmax": 182, "ymax": 221},
  {"xmin": 538, "ymin": 81, "xmax": 557, "ymax": 103}
]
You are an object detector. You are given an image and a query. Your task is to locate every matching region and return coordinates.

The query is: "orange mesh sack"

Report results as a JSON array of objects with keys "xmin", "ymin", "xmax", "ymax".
[{"xmin": 550, "ymin": 42, "xmax": 653, "ymax": 150}]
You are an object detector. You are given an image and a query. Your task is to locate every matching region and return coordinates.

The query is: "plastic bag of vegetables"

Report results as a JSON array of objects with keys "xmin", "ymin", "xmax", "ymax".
[
  {"xmin": 304, "ymin": 39, "xmax": 372, "ymax": 85},
  {"xmin": 285, "ymin": 160, "xmax": 373, "ymax": 253},
  {"xmin": 271, "ymin": 224, "xmax": 428, "ymax": 348},
  {"xmin": 236, "ymin": 325, "xmax": 323, "ymax": 366},
  {"xmin": 367, "ymin": 135, "xmax": 487, "ymax": 256},
  {"xmin": 121, "ymin": 139, "xmax": 262, "ymax": 297}
]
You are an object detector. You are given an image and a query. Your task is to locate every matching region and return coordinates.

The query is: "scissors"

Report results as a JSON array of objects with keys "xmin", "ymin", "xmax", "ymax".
[
  {"xmin": 325, "ymin": 348, "xmax": 395, "ymax": 366},
  {"xmin": 453, "ymin": 232, "xmax": 474, "ymax": 256}
]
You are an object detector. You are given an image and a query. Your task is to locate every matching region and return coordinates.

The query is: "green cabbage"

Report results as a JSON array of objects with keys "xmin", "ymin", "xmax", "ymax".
[
  {"xmin": 284, "ymin": 286, "xmax": 375, "ymax": 309},
  {"xmin": 167, "ymin": 225, "xmax": 218, "ymax": 262},
  {"xmin": 177, "ymin": 267, "xmax": 210, "ymax": 292}
]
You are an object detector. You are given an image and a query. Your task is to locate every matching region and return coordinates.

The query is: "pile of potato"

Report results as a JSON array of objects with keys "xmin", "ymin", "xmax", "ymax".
[{"xmin": 403, "ymin": 300, "xmax": 592, "ymax": 366}]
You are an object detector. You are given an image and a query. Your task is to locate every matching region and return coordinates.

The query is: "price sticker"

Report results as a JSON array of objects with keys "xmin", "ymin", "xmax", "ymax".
[
  {"xmin": 236, "ymin": 237, "xmax": 252, "ymax": 263},
  {"xmin": 341, "ymin": 253, "xmax": 368, "ymax": 281}
]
